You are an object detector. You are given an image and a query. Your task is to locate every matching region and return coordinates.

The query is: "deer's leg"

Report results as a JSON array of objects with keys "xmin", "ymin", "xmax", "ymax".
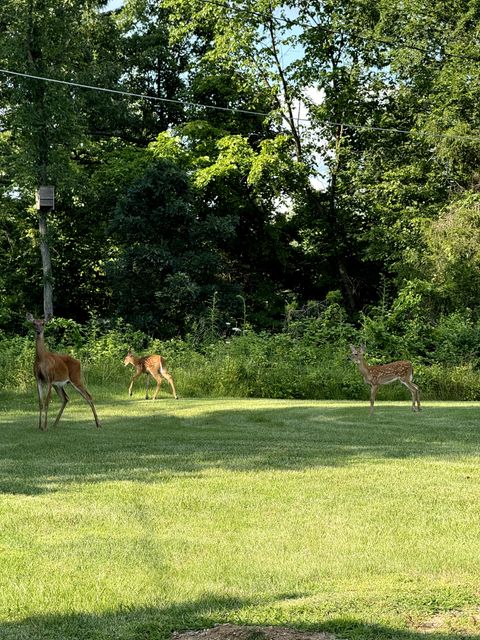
[
  {"xmin": 150, "ymin": 372, "xmax": 162, "ymax": 400},
  {"xmin": 401, "ymin": 380, "xmax": 420, "ymax": 412},
  {"xmin": 411, "ymin": 382, "xmax": 421, "ymax": 411},
  {"xmin": 409, "ymin": 376, "xmax": 421, "ymax": 411},
  {"xmin": 52, "ymin": 385, "xmax": 69, "ymax": 427},
  {"xmin": 71, "ymin": 383, "xmax": 101, "ymax": 428},
  {"xmin": 128, "ymin": 371, "xmax": 142, "ymax": 397},
  {"xmin": 145, "ymin": 374, "xmax": 151, "ymax": 400},
  {"xmin": 43, "ymin": 383, "xmax": 53, "ymax": 431},
  {"xmin": 161, "ymin": 371, "xmax": 178, "ymax": 399},
  {"xmin": 409, "ymin": 370, "xmax": 421, "ymax": 411},
  {"xmin": 369, "ymin": 384, "xmax": 378, "ymax": 416},
  {"xmin": 36, "ymin": 380, "xmax": 46, "ymax": 430},
  {"xmin": 414, "ymin": 383, "xmax": 421, "ymax": 411}
]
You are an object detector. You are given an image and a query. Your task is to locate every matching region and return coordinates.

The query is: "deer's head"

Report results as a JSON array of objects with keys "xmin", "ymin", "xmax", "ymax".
[
  {"xmin": 26, "ymin": 313, "xmax": 50, "ymax": 337},
  {"xmin": 349, "ymin": 344, "xmax": 366, "ymax": 364},
  {"xmin": 123, "ymin": 351, "xmax": 135, "ymax": 367}
]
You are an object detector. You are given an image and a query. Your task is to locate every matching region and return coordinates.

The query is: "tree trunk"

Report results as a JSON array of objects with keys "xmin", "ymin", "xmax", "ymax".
[
  {"xmin": 28, "ymin": 3, "xmax": 54, "ymax": 319},
  {"xmin": 38, "ymin": 209, "xmax": 53, "ymax": 319}
]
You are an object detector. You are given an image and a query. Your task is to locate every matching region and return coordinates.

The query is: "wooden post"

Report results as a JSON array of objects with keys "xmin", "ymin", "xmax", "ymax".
[{"xmin": 35, "ymin": 186, "xmax": 55, "ymax": 319}]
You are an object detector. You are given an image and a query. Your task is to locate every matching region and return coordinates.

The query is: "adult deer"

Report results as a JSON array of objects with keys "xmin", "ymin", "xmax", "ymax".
[
  {"xmin": 349, "ymin": 344, "xmax": 421, "ymax": 416},
  {"xmin": 26, "ymin": 313, "xmax": 101, "ymax": 430},
  {"xmin": 123, "ymin": 351, "xmax": 178, "ymax": 400}
]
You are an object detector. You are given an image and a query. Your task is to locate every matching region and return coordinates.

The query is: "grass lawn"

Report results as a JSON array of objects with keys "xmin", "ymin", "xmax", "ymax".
[{"xmin": 1, "ymin": 391, "xmax": 480, "ymax": 640}]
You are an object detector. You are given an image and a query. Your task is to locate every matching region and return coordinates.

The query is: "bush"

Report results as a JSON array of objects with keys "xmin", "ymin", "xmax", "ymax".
[
  {"xmin": 431, "ymin": 312, "xmax": 480, "ymax": 368},
  {"xmin": 5, "ymin": 306, "xmax": 480, "ymax": 401},
  {"xmin": 416, "ymin": 363, "xmax": 480, "ymax": 401},
  {"xmin": 0, "ymin": 335, "xmax": 34, "ymax": 390}
]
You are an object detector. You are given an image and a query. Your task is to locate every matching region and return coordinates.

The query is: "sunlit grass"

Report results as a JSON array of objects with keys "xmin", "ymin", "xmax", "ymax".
[{"xmin": 1, "ymin": 393, "xmax": 480, "ymax": 639}]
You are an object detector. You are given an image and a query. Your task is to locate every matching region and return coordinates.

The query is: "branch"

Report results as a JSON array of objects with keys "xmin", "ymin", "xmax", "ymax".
[{"xmin": 265, "ymin": 9, "xmax": 303, "ymax": 161}]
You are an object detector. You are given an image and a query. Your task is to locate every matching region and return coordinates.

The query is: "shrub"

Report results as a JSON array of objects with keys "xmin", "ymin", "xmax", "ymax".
[
  {"xmin": 4, "ymin": 307, "xmax": 480, "ymax": 401},
  {"xmin": 431, "ymin": 312, "xmax": 480, "ymax": 368},
  {"xmin": 0, "ymin": 335, "xmax": 34, "ymax": 390}
]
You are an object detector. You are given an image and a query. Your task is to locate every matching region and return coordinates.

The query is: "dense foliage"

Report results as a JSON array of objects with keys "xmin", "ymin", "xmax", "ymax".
[
  {"xmin": 1, "ymin": 0, "xmax": 480, "ymax": 376},
  {"xmin": 5, "ymin": 299, "xmax": 480, "ymax": 401}
]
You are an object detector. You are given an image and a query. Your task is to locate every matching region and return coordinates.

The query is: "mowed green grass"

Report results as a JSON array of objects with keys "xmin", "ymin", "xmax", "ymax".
[{"xmin": 1, "ymin": 391, "xmax": 480, "ymax": 640}]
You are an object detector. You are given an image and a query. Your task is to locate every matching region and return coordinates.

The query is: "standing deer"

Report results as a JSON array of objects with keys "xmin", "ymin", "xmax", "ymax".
[
  {"xmin": 124, "ymin": 351, "xmax": 178, "ymax": 400},
  {"xmin": 26, "ymin": 313, "xmax": 101, "ymax": 430},
  {"xmin": 349, "ymin": 344, "xmax": 421, "ymax": 416}
]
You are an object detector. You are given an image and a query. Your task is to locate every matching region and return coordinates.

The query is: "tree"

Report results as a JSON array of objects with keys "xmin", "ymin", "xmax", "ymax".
[
  {"xmin": 358, "ymin": 0, "xmax": 480, "ymax": 301},
  {"xmin": 0, "ymin": 0, "xmax": 120, "ymax": 320},
  {"xmin": 163, "ymin": 0, "xmax": 393, "ymax": 310},
  {"xmin": 116, "ymin": 0, "xmax": 188, "ymax": 138},
  {"xmin": 1, "ymin": 0, "xmax": 479, "ymax": 335},
  {"xmin": 423, "ymin": 192, "xmax": 480, "ymax": 313},
  {"xmin": 108, "ymin": 158, "xmax": 204, "ymax": 336}
]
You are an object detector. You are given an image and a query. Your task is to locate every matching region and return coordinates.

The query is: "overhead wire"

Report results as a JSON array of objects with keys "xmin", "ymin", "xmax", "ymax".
[
  {"xmin": 0, "ymin": 68, "xmax": 271, "ymax": 118},
  {"xmin": 1, "ymin": 66, "xmax": 480, "ymax": 142},
  {"xmin": 1, "ymin": 0, "xmax": 480, "ymax": 143}
]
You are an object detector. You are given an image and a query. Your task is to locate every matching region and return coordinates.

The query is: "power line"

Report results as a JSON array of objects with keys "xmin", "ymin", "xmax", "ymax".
[
  {"xmin": 0, "ymin": 67, "xmax": 271, "ymax": 118},
  {"xmin": 1, "ymin": 66, "xmax": 480, "ymax": 142}
]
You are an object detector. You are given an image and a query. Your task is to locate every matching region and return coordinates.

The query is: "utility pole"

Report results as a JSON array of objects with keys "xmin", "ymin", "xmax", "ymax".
[{"xmin": 35, "ymin": 186, "xmax": 55, "ymax": 319}]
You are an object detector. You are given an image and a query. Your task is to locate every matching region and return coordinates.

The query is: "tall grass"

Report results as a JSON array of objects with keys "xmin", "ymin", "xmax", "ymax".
[
  {"xmin": 3, "ymin": 313, "xmax": 480, "ymax": 401},
  {"xmin": 0, "ymin": 331, "xmax": 480, "ymax": 400}
]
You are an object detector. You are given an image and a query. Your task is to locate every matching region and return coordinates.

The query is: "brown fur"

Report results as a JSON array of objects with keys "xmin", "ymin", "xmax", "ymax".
[
  {"xmin": 124, "ymin": 351, "xmax": 178, "ymax": 400},
  {"xmin": 349, "ymin": 344, "xmax": 421, "ymax": 415},
  {"xmin": 26, "ymin": 313, "xmax": 101, "ymax": 430}
]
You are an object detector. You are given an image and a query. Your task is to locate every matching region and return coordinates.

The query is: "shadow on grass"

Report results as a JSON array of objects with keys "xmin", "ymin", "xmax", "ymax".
[
  {"xmin": 1, "ymin": 594, "xmax": 246, "ymax": 640},
  {"xmin": 1, "ymin": 396, "xmax": 480, "ymax": 494},
  {"xmin": 1, "ymin": 593, "xmax": 479, "ymax": 640}
]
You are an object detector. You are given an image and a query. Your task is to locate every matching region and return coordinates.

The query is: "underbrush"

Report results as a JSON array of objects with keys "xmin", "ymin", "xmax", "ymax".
[{"xmin": 2, "ymin": 311, "xmax": 480, "ymax": 401}]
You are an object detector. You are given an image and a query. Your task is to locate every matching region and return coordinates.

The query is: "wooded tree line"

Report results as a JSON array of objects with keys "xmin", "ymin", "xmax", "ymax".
[{"xmin": 1, "ymin": 0, "xmax": 480, "ymax": 341}]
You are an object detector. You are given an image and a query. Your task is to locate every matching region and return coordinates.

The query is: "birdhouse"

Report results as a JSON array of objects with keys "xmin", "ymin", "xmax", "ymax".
[{"xmin": 35, "ymin": 186, "xmax": 55, "ymax": 210}]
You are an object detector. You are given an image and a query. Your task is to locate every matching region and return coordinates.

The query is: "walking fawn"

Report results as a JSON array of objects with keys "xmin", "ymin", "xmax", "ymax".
[
  {"xmin": 349, "ymin": 344, "xmax": 421, "ymax": 415},
  {"xmin": 26, "ymin": 313, "xmax": 101, "ymax": 430},
  {"xmin": 124, "ymin": 351, "xmax": 178, "ymax": 400}
]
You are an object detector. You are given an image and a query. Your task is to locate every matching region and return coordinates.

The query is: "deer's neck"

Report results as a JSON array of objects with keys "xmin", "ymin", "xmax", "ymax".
[
  {"xmin": 35, "ymin": 332, "xmax": 49, "ymax": 362},
  {"xmin": 128, "ymin": 355, "xmax": 145, "ymax": 371},
  {"xmin": 357, "ymin": 357, "xmax": 372, "ymax": 381}
]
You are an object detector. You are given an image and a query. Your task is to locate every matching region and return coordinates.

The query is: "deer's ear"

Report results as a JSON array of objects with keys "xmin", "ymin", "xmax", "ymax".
[
  {"xmin": 26, "ymin": 312, "xmax": 34, "ymax": 322},
  {"xmin": 349, "ymin": 344, "xmax": 356, "ymax": 352},
  {"xmin": 360, "ymin": 343, "xmax": 366, "ymax": 353},
  {"xmin": 44, "ymin": 312, "xmax": 53, "ymax": 323}
]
